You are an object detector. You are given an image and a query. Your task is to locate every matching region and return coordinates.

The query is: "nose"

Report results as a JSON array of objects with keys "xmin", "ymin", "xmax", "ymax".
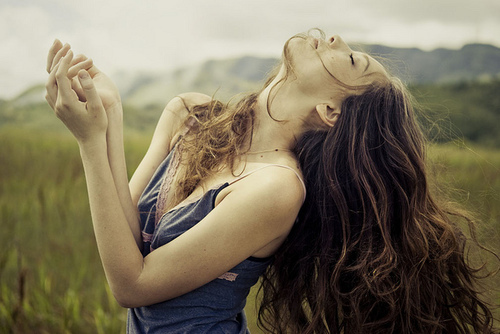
[{"xmin": 328, "ymin": 35, "xmax": 350, "ymax": 50}]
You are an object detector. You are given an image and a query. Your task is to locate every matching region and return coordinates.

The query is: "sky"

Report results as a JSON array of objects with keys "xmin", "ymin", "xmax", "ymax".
[{"xmin": 1, "ymin": 0, "xmax": 499, "ymax": 99}]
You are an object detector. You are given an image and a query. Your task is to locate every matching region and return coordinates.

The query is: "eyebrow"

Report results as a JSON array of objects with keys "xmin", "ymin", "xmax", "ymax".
[{"xmin": 362, "ymin": 54, "xmax": 370, "ymax": 74}]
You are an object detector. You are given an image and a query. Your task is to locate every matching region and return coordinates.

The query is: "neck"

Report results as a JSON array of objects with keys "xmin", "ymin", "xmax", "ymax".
[{"xmin": 249, "ymin": 83, "xmax": 308, "ymax": 153}]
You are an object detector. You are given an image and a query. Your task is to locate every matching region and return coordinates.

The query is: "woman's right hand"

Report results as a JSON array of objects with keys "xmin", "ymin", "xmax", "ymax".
[{"xmin": 46, "ymin": 39, "xmax": 122, "ymax": 113}]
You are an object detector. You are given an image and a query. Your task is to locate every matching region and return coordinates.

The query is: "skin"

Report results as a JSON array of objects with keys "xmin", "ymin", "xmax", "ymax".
[{"xmin": 45, "ymin": 34, "xmax": 385, "ymax": 308}]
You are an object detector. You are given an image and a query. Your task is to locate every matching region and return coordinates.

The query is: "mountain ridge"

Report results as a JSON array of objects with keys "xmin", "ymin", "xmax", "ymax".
[
  {"xmin": 4, "ymin": 42, "xmax": 500, "ymax": 107},
  {"xmin": 1, "ymin": 43, "xmax": 499, "ymax": 146}
]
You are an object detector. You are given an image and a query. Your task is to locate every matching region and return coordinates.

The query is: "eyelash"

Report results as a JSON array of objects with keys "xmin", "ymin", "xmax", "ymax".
[{"xmin": 349, "ymin": 53, "xmax": 355, "ymax": 65}]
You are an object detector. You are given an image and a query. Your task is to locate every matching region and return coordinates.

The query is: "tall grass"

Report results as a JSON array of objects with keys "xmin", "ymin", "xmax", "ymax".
[{"xmin": 0, "ymin": 128, "xmax": 498, "ymax": 333}]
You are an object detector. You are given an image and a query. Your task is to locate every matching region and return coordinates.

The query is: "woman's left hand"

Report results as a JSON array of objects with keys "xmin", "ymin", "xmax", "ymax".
[
  {"xmin": 46, "ymin": 39, "xmax": 122, "ymax": 111},
  {"xmin": 47, "ymin": 51, "xmax": 108, "ymax": 144}
]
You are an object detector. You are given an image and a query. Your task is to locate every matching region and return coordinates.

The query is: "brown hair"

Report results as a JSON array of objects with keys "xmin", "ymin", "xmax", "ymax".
[
  {"xmin": 257, "ymin": 77, "xmax": 498, "ymax": 333},
  {"xmin": 168, "ymin": 94, "xmax": 256, "ymax": 207},
  {"xmin": 168, "ymin": 31, "xmax": 497, "ymax": 333}
]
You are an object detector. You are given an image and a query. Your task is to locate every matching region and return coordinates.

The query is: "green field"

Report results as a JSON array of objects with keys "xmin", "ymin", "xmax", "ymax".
[{"xmin": 1, "ymin": 128, "xmax": 499, "ymax": 333}]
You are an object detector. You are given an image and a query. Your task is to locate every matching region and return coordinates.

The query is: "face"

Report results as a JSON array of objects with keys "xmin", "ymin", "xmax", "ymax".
[{"xmin": 284, "ymin": 34, "xmax": 387, "ymax": 99}]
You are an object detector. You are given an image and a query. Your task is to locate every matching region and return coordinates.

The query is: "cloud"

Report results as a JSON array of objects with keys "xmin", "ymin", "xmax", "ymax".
[
  {"xmin": 0, "ymin": 4, "xmax": 55, "ymax": 98},
  {"xmin": 343, "ymin": 0, "xmax": 500, "ymax": 24},
  {"xmin": 1, "ymin": 0, "xmax": 500, "ymax": 99}
]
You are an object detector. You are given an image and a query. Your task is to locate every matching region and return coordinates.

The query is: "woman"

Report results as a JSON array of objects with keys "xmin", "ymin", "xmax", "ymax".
[{"xmin": 45, "ymin": 30, "xmax": 497, "ymax": 333}]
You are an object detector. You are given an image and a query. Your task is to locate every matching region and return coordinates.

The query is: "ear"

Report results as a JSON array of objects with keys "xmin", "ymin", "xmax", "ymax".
[{"xmin": 315, "ymin": 103, "xmax": 341, "ymax": 127}]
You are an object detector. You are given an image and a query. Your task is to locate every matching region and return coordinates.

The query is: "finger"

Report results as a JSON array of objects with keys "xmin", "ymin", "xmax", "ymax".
[
  {"xmin": 86, "ymin": 64, "xmax": 101, "ymax": 77},
  {"xmin": 46, "ymin": 39, "xmax": 63, "ymax": 73},
  {"xmin": 78, "ymin": 70, "xmax": 104, "ymax": 114},
  {"xmin": 69, "ymin": 54, "xmax": 89, "ymax": 67},
  {"xmin": 50, "ymin": 43, "xmax": 71, "ymax": 73},
  {"xmin": 68, "ymin": 57, "xmax": 93, "ymax": 79},
  {"xmin": 71, "ymin": 77, "xmax": 86, "ymax": 102},
  {"xmin": 45, "ymin": 62, "xmax": 61, "ymax": 109},
  {"xmin": 67, "ymin": 57, "xmax": 93, "ymax": 102},
  {"xmin": 55, "ymin": 51, "xmax": 75, "ymax": 102}
]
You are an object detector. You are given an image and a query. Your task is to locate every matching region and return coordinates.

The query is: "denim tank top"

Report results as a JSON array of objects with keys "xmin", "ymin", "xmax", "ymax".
[{"xmin": 127, "ymin": 141, "xmax": 300, "ymax": 333}]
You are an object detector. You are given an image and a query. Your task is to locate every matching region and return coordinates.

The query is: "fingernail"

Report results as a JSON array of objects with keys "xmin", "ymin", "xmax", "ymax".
[{"xmin": 79, "ymin": 71, "xmax": 89, "ymax": 79}]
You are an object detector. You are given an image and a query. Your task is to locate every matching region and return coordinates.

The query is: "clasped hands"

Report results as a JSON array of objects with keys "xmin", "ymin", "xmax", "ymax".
[{"xmin": 45, "ymin": 39, "xmax": 121, "ymax": 143}]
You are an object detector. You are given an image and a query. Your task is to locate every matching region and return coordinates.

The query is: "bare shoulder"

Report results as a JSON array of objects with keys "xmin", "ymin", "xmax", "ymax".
[
  {"xmin": 247, "ymin": 165, "xmax": 304, "ymax": 201},
  {"xmin": 253, "ymin": 166, "xmax": 304, "ymax": 209},
  {"xmin": 177, "ymin": 92, "xmax": 212, "ymax": 109},
  {"xmin": 163, "ymin": 92, "xmax": 212, "ymax": 120},
  {"xmin": 161, "ymin": 92, "xmax": 212, "ymax": 147},
  {"xmin": 218, "ymin": 165, "xmax": 305, "ymax": 232}
]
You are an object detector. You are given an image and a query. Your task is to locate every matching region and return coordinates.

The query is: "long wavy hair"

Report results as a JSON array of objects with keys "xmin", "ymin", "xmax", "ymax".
[
  {"xmin": 257, "ymin": 77, "xmax": 498, "ymax": 333},
  {"xmin": 170, "ymin": 31, "xmax": 497, "ymax": 333},
  {"xmin": 168, "ymin": 93, "xmax": 257, "ymax": 208}
]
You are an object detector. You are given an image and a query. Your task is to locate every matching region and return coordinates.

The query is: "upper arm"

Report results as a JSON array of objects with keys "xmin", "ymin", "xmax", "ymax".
[
  {"xmin": 122, "ymin": 168, "xmax": 304, "ymax": 307},
  {"xmin": 129, "ymin": 92, "xmax": 212, "ymax": 205}
]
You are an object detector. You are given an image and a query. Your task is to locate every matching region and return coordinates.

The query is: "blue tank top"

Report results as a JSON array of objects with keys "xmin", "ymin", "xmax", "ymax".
[{"xmin": 127, "ymin": 144, "xmax": 275, "ymax": 333}]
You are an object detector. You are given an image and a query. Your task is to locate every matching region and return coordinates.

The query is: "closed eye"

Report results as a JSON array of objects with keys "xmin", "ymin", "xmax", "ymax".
[{"xmin": 349, "ymin": 53, "xmax": 355, "ymax": 65}]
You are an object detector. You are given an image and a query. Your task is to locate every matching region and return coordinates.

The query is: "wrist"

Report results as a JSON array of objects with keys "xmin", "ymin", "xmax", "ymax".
[
  {"xmin": 78, "ymin": 134, "xmax": 108, "ymax": 153},
  {"xmin": 106, "ymin": 101, "xmax": 123, "ymax": 113},
  {"xmin": 106, "ymin": 102, "xmax": 124, "ymax": 123}
]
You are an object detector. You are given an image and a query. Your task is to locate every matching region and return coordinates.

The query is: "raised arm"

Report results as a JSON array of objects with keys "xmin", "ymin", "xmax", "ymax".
[
  {"xmin": 47, "ymin": 40, "xmax": 140, "ymax": 246},
  {"xmin": 46, "ymin": 53, "xmax": 303, "ymax": 308},
  {"xmin": 45, "ymin": 41, "xmax": 214, "ymax": 247}
]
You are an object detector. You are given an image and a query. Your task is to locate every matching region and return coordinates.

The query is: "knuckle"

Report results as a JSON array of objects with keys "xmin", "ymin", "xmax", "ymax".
[
  {"xmin": 81, "ymin": 81, "xmax": 92, "ymax": 90},
  {"xmin": 55, "ymin": 100, "xmax": 69, "ymax": 111},
  {"xmin": 54, "ymin": 101, "xmax": 63, "ymax": 111},
  {"xmin": 61, "ymin": 100, "xmax": 71, "ymax": 109}
]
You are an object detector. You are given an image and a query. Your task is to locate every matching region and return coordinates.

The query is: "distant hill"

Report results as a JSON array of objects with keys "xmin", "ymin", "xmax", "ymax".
[
  {"xmin": 5, "ymin": 43, "xmax": 500, "ymax": 107},
  {"xmin": 1, "ymin": 43, "xmax": 499, "ymax": 145},
  {"xmin": 361, "ymin": 43, "xmax": 500, "ymax": 84},
  {"xmin": 115, "ymin": 42, "xmax": 500, "ymax": 106},
  {"xmin": 113, "ymin": 56, "xmax": 277, "ymax": 107}
]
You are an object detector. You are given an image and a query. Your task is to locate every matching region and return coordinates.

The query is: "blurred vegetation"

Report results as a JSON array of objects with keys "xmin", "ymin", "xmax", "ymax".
[
  {"xmin": 1, "ymin": 78, "xmax": 499, "ymax": 332},
  {"xmin": 413, "ymin": 80, "xmax": 500, "ymax": 147},
  {"xmin": 0, "ymin": 127, "xmax": 498, "ymax": 333},
  {"xmin": 2, "ymin": 79, "xmax": 499, "ymax": 147}
]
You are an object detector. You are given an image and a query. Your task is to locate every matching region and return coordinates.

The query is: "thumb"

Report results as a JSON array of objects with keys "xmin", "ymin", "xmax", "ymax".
[{"xmin": 78, "ymin": 69, "xmax": 103, "ymax": 113}]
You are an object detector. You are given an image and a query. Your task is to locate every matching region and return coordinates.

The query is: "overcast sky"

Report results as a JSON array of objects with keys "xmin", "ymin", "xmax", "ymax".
[{"xmin": 1, "ymin": 0, "xmax": 499, "ymax": 99}]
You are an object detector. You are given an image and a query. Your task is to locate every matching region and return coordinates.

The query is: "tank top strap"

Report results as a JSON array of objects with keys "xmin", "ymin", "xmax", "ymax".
[
  {"xmin": 174, "ymin": 117, "xmax": 197, "ymax": 146},
  {"xmin": 182, "ymin": 117, "xmax": 197, "ymax": 135},
  {"xmin": 228, "ymin": 164, "xmax": 306, "ymax": 202}
]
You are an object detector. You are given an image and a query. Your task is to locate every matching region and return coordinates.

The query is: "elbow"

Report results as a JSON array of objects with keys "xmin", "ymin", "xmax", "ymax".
[
  {"xmin": 111, "ymin": 285, "xmax": 142, "ymax": 309},
  {"xmin": 115, "ymin": 297, "xmax": 134, "ymax": 309},
  {"xmin": 109, "ymin": 268, "xmax": 173, "ymax": 308},
  {"xmin": 112, "ymin": 284, "xmax": 156, "ymax": 309},
  {"xmin": 113, "ymin": 290, "xmax": 135, "ymax": 309}
]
